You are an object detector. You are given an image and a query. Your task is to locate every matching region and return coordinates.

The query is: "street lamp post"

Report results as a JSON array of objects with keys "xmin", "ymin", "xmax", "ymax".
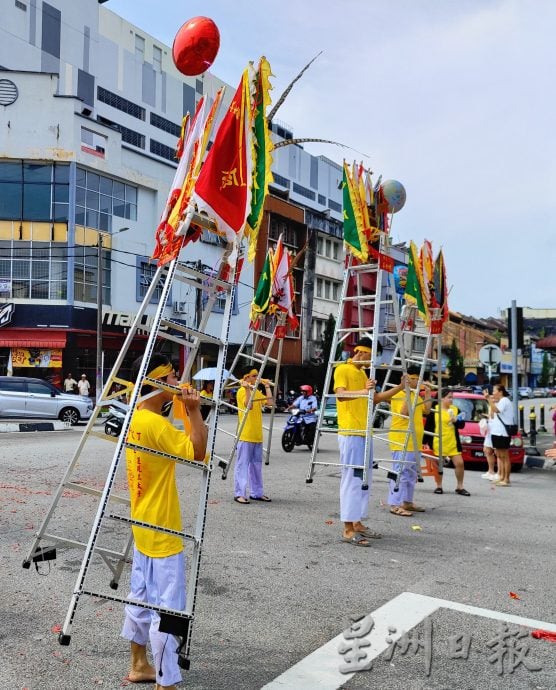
[{"xmin": 96, "ymin": 227, "xmax": 128, "ymax": 403}]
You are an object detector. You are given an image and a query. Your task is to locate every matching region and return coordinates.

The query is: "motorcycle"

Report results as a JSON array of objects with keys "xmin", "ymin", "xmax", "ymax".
[
  {"xmin": 281, "ymin": 409, "xmax": 315, "ymax": 452},
  {"xmin": 104, "ymin": 400, "xmax": 128, "ymax": 436}
]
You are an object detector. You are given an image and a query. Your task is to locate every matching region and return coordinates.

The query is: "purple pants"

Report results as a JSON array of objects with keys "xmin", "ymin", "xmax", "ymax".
[
  {"xmin": 234, "ymin": 441, "xmax": 264, "ymax": 499},
  {"xmin": 338, "ymin": 435, "xmax": 371, "ymax": 522},
  {"xmin": 388, "ymin": 451, "xmax": 418, "ymax": 505}
]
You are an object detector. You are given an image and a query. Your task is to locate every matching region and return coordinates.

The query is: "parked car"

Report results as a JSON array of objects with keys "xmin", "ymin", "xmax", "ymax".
[
  {"xmin": 0, "ymin": 376, "xmax": 93, "ymax": 425},
  {"xmin": 320, "ymin": 397, "xmax": 389, "ymax": 429},
  {"xmin": 450, "ymin": 391, "xmax": 524, "ymax": 471},
  {"xmin": 532, "ymin": 387, "xmax": 548, "ymax": 398},
  {"xmin": 518, "ymin": 386, "xmax": 533, "ymax": 399}
]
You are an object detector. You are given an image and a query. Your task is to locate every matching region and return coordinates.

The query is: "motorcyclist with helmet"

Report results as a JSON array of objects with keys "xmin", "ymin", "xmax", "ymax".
[{"xmin": 287, "ymin": 385, "xmax": 318, "ymax": 446}]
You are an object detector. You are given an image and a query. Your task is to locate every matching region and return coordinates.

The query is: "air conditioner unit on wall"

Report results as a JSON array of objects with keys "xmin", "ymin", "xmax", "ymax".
[{"xmin": 173, "ymin": 301, "xmax": 187, "ymax": 314}]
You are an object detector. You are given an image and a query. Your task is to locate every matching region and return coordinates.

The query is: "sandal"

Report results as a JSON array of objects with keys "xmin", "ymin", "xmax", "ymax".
[
  {"xmin": 342, "ymin": 533, "xmax": 371, "ymax": 547},
  {"xmin": 455, "ymin": 488, "xmax": 471, "ymax": 496},
  {"xmin": 234, "ymin": 496, "xmax": 250, "ymax": 504},
  {"xmin": 390, "ymin": 506, "xmax": 413, "ymax": 517},
  {"xmin": 357, "ymin": 528, "xmax": 383, "ymax": 539},
  {"xmin": 249, "ymin": 495, "xmax": 272, "ymax": 502},
  {"xmin": 403, "ymin": 503, "xmax": 426, "ymax": 512},
  {"xmin": 433, "ymin": 487, "xmax": 443, "ymax": 494}
]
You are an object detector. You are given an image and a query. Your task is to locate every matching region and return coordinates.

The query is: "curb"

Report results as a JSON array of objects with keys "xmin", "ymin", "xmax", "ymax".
[{"xmin": 0, "ymin": 421, "xmax": 72, "ymax": 433}]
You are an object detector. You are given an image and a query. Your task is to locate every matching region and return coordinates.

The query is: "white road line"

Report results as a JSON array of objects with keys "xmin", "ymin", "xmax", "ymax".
[{"xmin": 262, "ymin": 592, "xmax": 556, "ymax": 690}]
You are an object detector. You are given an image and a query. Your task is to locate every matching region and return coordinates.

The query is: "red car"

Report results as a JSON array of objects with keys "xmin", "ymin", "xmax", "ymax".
[{"xmin": 451, "ymin": 392, "xmax": 524, "ymax": 471}]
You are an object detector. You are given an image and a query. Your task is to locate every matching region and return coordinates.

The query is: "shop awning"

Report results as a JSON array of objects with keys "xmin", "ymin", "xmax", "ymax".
[
  {"xmin": 536, "ymin": 336, "xmax": 556, "ymax": 351},
  {"xmin": 0, "ymin": 328, "xmax": 68, "ymax": 349}
]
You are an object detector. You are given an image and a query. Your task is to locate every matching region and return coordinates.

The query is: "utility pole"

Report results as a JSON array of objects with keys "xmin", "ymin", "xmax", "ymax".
[{"xmin": 95, "ymin": 234, "xmax": 104, "ymax": 404}]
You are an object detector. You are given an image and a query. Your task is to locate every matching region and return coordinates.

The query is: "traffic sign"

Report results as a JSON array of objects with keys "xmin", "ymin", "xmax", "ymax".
[{"xmin": 479, "ymin": 344, "xmax": 502, "ymax": 366}]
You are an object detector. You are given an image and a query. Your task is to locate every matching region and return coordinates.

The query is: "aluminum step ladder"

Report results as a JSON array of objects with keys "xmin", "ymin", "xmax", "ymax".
[
  {"xmin": 214, "ymin": 312, "xmax": 286, "ymax": 477},
  {"xmin": 23, "ymin": 229, "xmax": 238, "ymax": 671}
]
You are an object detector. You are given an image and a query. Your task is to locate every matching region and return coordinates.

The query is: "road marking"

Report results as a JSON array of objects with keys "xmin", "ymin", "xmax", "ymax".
[{"xmin": 262, "ymin": 591, "xmax": 556, "ymax": 690}]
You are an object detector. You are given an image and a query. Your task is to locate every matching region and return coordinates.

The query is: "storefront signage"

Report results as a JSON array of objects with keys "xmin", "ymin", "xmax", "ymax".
[
  {"xmin": 0, "ymin": 302, "xmax": 14, "ymax": 327},
  {"xmin": 10, "ymin": 348, "xmax": 63, "ymax": 368},
  {"xmin": 103, "ymin": 310, "xmax": 168, "ymax": 335}
]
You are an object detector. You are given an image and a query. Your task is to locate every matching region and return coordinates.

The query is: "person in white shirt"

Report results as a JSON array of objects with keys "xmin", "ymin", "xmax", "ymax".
[
  {"xmin": 63, "ymin": 373, "xmax": 77, "ymax": 393},
  {"xmin": 77, "ymin": 374, "xmax": 90, "ymax": 397},
  {"xmin": 484, "ymin": 384, "xmax": 514, "ymax": 487}
]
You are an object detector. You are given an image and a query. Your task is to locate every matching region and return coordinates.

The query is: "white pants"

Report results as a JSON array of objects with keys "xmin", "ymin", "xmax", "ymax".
[
  {"xmin": 338, "ymin": 435, "xmax": 372, "ymax": 522},
  {"xmin": 121, "ymin": 548, "xmax": 186, "ymax": 687},
  {"xmin": 388, "ymin": 451, "xmax": 418, "ymax": 505}
]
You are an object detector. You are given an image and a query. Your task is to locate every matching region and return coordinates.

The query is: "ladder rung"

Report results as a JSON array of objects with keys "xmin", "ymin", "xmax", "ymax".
[
  {"xmin": 42, "ymin": 533, "xmax": 127, "ymax": 560},
  {"xmin": 81, "ymin": 590, "xmax": 193, "ymax": 621},
  {"xmin": 160, "ymin": 319, "xmax": 223, "ymax": 346},
  {"xmin": 125, "ymin": 442, "xmax": 208, "ymax": 469},
  {"xmin": 88, "ymin": 429, "xmax": 118, "ymax": 443},
  {"xmin": 175, "ymin": 261, "xmax": 232, "ymax": 291},
  {"xmin": 64, "ymin": 482, "xmax": 130, "ymax": 504},
  {"xmin": 108, "ymin": 514, "xmax": 199, "ymax": 543}
]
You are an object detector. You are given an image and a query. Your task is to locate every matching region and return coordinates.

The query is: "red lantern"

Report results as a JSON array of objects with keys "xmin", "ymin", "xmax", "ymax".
[{"xmin": 172, "ymin": 17, "xmax": 220, "ymax": 77}]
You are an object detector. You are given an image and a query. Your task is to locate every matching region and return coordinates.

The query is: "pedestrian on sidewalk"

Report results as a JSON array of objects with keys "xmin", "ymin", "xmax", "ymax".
[
  {"xmin": 77, "ymin": 374, "xmax": 90, "ymax": 397},
  {"xmin": 63, "ymin": 372, "xmax": 77, "ymax": 393},
  {"xmin": 233, "ymin": 368, "xmax": 273, "ymax": 504},
  {"xmin": 122, "ymin": 353, "xmax": 208, "ymax": 690},
  {"xmin": 484, "ymin": 384, "xmax": 514, "ymax": 487}
]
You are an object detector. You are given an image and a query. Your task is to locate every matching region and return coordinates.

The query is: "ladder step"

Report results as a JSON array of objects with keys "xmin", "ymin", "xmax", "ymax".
[
  {"xmin": 88, "ymin": 430, "xmax": 118, "ymax": 443},
  {"xmin": 175, "ymin": 261, "xmax": 232, "ymax": 291},
  {"xmin": 42, "ymin": 533, "xmax": 127, "ymax": 560},
  {"xmin": 125, "ymin": 442, "xmax": 208, "ymax": 470},
  {"xmin": 160, "ymin": 319, "xmax": 224, "ymax": 346},
  {"xmin": 81, "ymin": 590, "xmax": 193, "ymax": 621},
  {"xmin": 108, "ymin": 514, "xmax": 199, "ymax": 544},
  {"xmin": 64, "ymin": 482, "xmax": 130, "ymax": 505}
]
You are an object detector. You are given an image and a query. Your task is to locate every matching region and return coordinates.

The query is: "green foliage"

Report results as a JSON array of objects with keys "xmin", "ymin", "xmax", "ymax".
[
  {"xmin": 539, "ymin": 352, "xmax": 551, "ymax": 386},
  {"xmin": 447, "ymin": 338, "xmax": 465, "ymax": 385}
]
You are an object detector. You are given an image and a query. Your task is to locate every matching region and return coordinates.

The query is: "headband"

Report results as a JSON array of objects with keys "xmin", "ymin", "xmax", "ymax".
[
  {"xmin": 148, "ymin": 363, "xmax": 173, "ymax": 380},
  {"xmin": 244, "ymin": 369, "xmax": 259, "ymax": 377},
  {"xmin": 354, "ymin": 346, "xmax": 372, "ymax": 354}
]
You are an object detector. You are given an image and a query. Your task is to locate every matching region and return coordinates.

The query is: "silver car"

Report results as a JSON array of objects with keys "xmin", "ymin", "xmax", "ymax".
[{"xmin": 0, "ymin": 376, "xmax": 93, "ymax": 425}]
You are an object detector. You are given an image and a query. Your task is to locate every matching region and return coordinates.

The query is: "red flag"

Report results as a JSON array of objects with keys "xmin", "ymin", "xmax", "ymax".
[
  {"xmin": 269, "ymin": 235, "xmax": 299, "ymax": 330},
  {"xmin": 192, "ymin": 68, "xmax": 253, "ymax": 247}
]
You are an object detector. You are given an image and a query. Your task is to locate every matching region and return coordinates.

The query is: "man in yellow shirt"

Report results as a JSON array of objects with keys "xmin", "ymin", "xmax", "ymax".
[
  {"xmin": 334, "ymin": 338, "xmax": 405, "ymax": 546},
  {"xmin": 122, "ymin": 353, "xmax": 207, "ymax": 690},
  {"xmin": 388, "ymin": 365, "xmax": 432, "ymax": 516},
  {"xmin": 234, "ymin": 368, "xmax": 273, "ymax": 504}
]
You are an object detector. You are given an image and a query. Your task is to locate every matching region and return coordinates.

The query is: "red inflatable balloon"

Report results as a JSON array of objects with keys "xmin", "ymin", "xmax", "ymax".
[{"xmin": 172, "ymin": 17, "xmax": 220, "ymax": 77}]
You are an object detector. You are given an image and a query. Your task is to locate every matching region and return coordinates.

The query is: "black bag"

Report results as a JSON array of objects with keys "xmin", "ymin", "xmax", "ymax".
[{"xmin": 497, "ymin": 414, "xmax": 518, "ymax": 437}]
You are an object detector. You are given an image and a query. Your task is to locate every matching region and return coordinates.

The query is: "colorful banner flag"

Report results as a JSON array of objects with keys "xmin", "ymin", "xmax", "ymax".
[
  {"xmin": 433, "ymin": 249, "xmax": 449, "ymax": 323},
  {"xmin": 192, "ymin": 67, "xmax": 253, "ymax": 251},
  {"xmin": 10, "ymin": 348, "xmax": 63, "ymax": 368},
  {"xmin": 269, "ymin": 235, "xmax": 299, "ymax": 330},
  {"xmin": 249, "ymin": 251, "xmax": 273, "ymax": 325},
  {"xmin": 420, "ymin": 239, "xmax": 435, "ymax": 309},
  {"xmin": 404, "ymin": 240, "xmax": 428, "ymax": 321},
  {"xmin": 246, "ymin": 57, "xmax": 274, "ymax": 262},
  {"xmin": 342, "ymin": 162, "xmax": 368, "ymax": 262}
]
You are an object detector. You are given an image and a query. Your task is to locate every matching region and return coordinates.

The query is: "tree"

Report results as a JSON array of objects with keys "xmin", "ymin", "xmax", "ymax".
[
  {"xmin": 539, "ymin": 352, "xmax": 551, "ymax": 386},
  {"xmin": 446, "ymin": 339, "xmax": 465, "ymax": 386},
  {"xmin": 321, "ymin": 314, "xmax": 340, "ymax": 364}
]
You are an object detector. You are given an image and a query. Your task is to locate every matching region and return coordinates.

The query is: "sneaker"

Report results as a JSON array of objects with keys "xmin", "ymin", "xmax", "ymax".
[
  {"xmin": 481, "ymin": 472, "xmax": 494, "ymax": 479},
  {"xmin": 490, "ymin": 474, "xmax": 500, "ymax": 481}
]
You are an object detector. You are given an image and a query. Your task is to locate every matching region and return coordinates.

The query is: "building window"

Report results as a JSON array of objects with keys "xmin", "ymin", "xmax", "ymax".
[
  {"xmin": 272, "ymin": 173, "xmax": 290, "ymax": 189},
  {"xmin": 136, "ymin": 257, "xmax": 165, "ymax": 303},
  {"xmin": 201, "ymin": 269, "xmax": 238, "ymax": 315},
  {"xmin": 97, "ymin": 86, "xmax": 146, "ymax": 121},
  {"xmin": 81, "ymin": 126, "xmax": 107, "ymax": 158},
  {"xmin": 15, "ymin": 0, "xmax": 27, "ymax": 10},
  {"xmin": 325, "ymin": 239, "xmax": 331, "ymax": 258},
  {"xmin": 116, "ymin": 124, "xmax": 145, "ymax": 149},
  {"xmin": 153, "ymin": 45, "xmax": 162, "ymax": 72},
  {"xmin": 328, "ymin": 199, "xmax": 342, "ymax": 213},
  {"xmin": 292, "ymin": 182, "xmax": 316, "ymax": 201},
  {"xmin": 196, "ymin": 79, "xmax": 203, "ymax": 94},
  {"xmin": 0, "ymin": 240, "xmax": 67, "ymax": 299},
  {"xmin": 76, "ymin": 167, "xmax": 137, "ymax": 230},
  {"xmin": 74, "ymin": 243, "xmax": 110, "ymax": 304},
  {"xmin": 0, "ymin": 161, "xmax": 69, "ymax": 222},
  {"xmin": 150, "ymin": 139, "xmax": 177, "ymax": 162},
  {"xmin": 318, "ymin": 194, "xmax": 326, "ymax": 205},
  {"xmin": 317, "ymin": 237, "xmax": 323, "ymax": 255},
  {"xmin": 135, "ymin": 34, "xmax": 145, "ymax": 60},
  {"xmin": 150, "ymin": 112, "xmax": 181, "ymax": 137},
  {"xmin": 333, "ymin": 241, "xmax": 340, "ymax": 261},
  {"xmin": 316, "ymin": 278, "xmax": 322, "ymax": 298}
]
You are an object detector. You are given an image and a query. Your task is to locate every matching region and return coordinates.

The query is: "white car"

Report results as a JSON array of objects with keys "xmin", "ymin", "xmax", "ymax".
[
  {"xmin": 518, "ymin": 386, "xmax": 533, "ymax": 399},
  {"xmin": 0, "ymin": 376, "xmax": 93, "ymax": 425}
]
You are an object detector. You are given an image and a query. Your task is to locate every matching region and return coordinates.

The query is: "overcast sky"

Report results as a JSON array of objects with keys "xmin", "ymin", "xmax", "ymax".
[{"xmin": 106, "ymin": 0, "xmax": 555, "ymax": 319}]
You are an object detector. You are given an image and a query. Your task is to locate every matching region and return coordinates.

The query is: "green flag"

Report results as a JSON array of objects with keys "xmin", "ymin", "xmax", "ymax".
[
  {"xmin": 342, "ymin": 163, "xmax": 368, "ymax": 261},
  {"xmin": 250, "ymin": 251, "xmax": 273, "ymax": 324},
  {"xmin": 405, "ymin": 241, "xmax": 428, "ymax": 320}
]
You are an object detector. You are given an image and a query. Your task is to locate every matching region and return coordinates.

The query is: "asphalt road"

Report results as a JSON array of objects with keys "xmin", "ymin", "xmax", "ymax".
[{"xmin": 1, "ymin": 412, "xmax": 555, "ymax": 689}]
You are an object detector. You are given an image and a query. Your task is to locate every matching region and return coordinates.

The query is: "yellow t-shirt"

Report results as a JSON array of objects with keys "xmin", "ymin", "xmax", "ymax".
[
  {"xmin": 388, "ymin": 389, "xmax": 424, "ymax": 451},
  {"xmin": 432, "ymin": 404, "xmax": 459, "ymax": 457},
  {"xmin": 333, "ymin": 361, "xmax": 369, "ymax": 437},
  {"xmin": 126, "ymin": 408, "xmax": 194, "ymax": 558},
  {"xmin": 200, "ymin": 389, "xmax": 213, "ymax": 399},
  {"xmin": 237, "ymin": 386, "xmax": 266, "ymax": 443}
]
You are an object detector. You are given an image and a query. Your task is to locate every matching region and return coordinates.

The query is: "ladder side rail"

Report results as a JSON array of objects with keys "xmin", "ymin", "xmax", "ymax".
[
  {"xmin": 183, "ymin": 265, "xmax": 237, "ymax": 664},
  {"xmin": 264, "ymin": 317, "xmax": 286, "ymax": 465},
  {"xmin": 306, "ymin": 253, "xmax": 354, "ymax": 483},
  {"xmin": 23, "ymin": 265, "xmax": 171, "ymax": 567},
  {"xmin": 58, "ymin": 259, "xmax": 180, "ymax": 643}
]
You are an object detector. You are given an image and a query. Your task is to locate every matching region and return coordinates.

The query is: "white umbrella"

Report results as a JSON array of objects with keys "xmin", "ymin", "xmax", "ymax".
[{"xmin": 192, "ymin": 367, "xmax": 236, "ymax": 382}]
